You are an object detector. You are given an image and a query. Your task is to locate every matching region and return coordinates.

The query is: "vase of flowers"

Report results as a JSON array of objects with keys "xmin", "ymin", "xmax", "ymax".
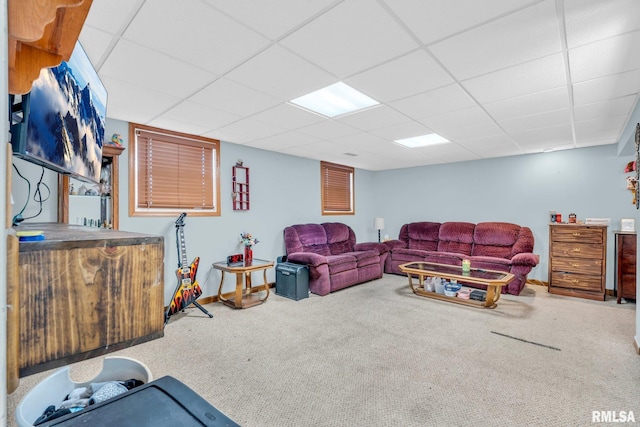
[{"xmin": 240, "ymin": 232, "xmax": 259, "ymax": 266}]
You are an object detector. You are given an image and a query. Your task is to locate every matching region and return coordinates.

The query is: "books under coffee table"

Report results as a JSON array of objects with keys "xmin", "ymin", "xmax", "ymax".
[{"xmin": 399, "ymin": 261, "xmax": 514, "ymax": 309}]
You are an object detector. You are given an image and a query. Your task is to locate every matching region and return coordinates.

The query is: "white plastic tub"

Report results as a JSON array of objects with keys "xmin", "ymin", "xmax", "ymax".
[{"xmin": 16, "ymin": 356, "xmax": 152, "ymax": 427}]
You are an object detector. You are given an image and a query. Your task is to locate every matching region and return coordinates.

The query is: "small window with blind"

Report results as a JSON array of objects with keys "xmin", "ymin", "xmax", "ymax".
[
  {"xmin": 129, "ymin": 123, "xmax": 220, "ymax": 217},
  {"xmin": 321, "ymin": 161, "xmax": 355, "ymax": 215}
]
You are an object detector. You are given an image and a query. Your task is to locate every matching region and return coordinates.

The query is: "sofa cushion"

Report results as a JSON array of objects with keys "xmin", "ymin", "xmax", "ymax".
[
  {"xmin": 285, "ymin": 224, "xmax": 331, "ymax": 256},
  {"xmin": 323, "ymin": 222, "xmax": 355, "ymax": 255},
  {"xmin": 391, "ymin": 248, "xmax": 429, "ymax": 262},
  {"xmin": 404, "ymin": 222, "xmax": 441, "ymax": 251},
  {"xmin": 437, "ymin": 222, "xmax": 475, "ymax": 255},
  {"xmin": 472, "ymin": 222, "xmax": 521, "ymax": 259},
  {"xmin": 326, "ymin": 254, "xmax": 357, "ymax": 274},
  {"xmin": 297, "ymin": 224, "xmax": 330, "ymax": 253},
  {"xmin": 470, "ymin": 255, "xmax": 512, "ymax": 272},
  {"xmin": 343, "ymin": 250, "xmax": 379, "ymax": 267},
  {"xmin": 423, "ymin": 251, "xmax": 464, "ymax": 265}
]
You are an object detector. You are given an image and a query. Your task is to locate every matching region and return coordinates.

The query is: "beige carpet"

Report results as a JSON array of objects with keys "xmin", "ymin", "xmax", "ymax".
[{"xmin": 7, "ymin": 274, "xmax": 639, "ymax": 427}]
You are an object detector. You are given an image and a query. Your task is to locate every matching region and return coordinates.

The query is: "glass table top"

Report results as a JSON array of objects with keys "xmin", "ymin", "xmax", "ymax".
[
  {"xmin": 212, "ymin": 258, "xmax": 273, "ymax": 269},
  {"xmin": 400, "ymin": 261, "xmax": 510, "ymax": 281}
]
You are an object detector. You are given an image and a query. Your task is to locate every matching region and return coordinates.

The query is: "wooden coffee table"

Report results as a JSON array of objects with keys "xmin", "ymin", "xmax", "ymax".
[
  {"xmin": 399, "ymin": 261, "xmax": 514, "ymax": 309},
  {"xmin": 212, "ymin": 259, "xmax": 274, "ymax": 309}
]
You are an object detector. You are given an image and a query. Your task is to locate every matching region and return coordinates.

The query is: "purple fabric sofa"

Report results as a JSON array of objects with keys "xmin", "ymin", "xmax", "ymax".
[
  {"xmin": 284, "ymin": 223, "xmax": 388, "ymax": 296},
  {"xmin": 385, "ymin": 221, "xmax": 539, "ymax": 295}
]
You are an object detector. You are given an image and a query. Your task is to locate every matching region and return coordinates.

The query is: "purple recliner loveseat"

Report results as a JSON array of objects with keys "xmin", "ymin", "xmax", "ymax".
[
  {"xmin": 385, "ymin": 221, "xmax": 539, "ymax": 295},
  {"xmin": 284, "ymin": 223, "xmax": 388, "ymax": 296}
]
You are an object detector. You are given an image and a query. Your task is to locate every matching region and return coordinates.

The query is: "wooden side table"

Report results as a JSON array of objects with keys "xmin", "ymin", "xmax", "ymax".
[{"xmin": 213, "ymin": 259, "xmax": 274, "ymax": 309}]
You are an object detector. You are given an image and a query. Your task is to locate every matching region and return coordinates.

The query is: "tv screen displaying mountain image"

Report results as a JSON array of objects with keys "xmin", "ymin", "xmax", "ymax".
[{"xmin": 10, "ymin": 41, "xmax": 107, "ymax": 184}]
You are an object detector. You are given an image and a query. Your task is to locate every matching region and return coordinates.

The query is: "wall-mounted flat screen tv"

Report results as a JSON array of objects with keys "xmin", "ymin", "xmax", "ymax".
[{"xmin": 9, "ymin": 41, "xmax": 107, "ymax": 184}]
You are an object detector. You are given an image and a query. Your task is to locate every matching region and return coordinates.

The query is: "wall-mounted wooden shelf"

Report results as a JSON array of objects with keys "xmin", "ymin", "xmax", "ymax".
[
  {"xmin": 232, "ymin": 165, "xmax": 250, "ymax": 211},
  {"xmin": 8, "ymin": 0, "xmax": 93, "ymax": 94},
  {"xmin": 59, "ymin": 144, "xmax": 125, "ymax": 229}
]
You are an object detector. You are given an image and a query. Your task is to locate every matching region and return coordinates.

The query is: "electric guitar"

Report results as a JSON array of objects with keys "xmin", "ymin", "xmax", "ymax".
[{"xmin": 166, "ymin": 213, "xmax": 203, "ymax": 319}]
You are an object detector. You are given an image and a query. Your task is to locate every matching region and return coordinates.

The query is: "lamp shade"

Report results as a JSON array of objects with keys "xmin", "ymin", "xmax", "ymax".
[{"xmin": 374, "ymin": 217, "xmax": 385, "ymax": 230}]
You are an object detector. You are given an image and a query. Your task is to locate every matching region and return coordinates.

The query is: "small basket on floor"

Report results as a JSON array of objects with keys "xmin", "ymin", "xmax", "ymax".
[{"xmin": 15, "ymin": 356, "xmax": 152, "ymax": 427}]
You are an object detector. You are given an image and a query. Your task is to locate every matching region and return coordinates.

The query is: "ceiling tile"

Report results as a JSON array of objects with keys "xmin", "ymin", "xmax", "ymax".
[
  {"xmin": 204, "ymin": 0, "xmax": 339, "ymax": 40},
  {"xmin": 100, "ymin": 39, "xmax": 217, "ymax": 98},
  {"xmin": 369, "ymin": 121, "xmax": 433, "ymax": 141},
  {"xmin": 483, "ymin": 87, "xmax": 570, "ymax": 121},
  {"xmin": 122, "ymin": 0, "xmax": 269, "ymax": 74},
  {"xmin": 569, "ymin": 30, "xmax": 640, "ymax": 83},
  {"xmin": 248, "ymin": 131, "xmax": 324, "ymax": 151},
  {"xmin": 145, "ymin": 118, "xmax": 214, "ymax": 136},
  {"xmin": 572, "ymin": 68, "xmax": 640, "ymax": 105},
  {"xmin": 438, "ymin": 122, "xmax": 505, "ymax": 142},
  {"xmin": 83, "ymin": 0, "xmax": 144, "ymax": 34},
  {"xmin": 346, "ymin": 50, "xmax": 454, "ymax": 103},
  {"xmin": 188, "ymin": 78, "xmax": 281, "ymax": 117},
  {"xmin": 462, "ymin": 53, "xmax": 567, "ymax": 104},
  {"xmin": 206, "ymin": 118, "xmax": 286, "ymax": 144},
  {"xmin": 336, "ymin": 106, "xmax": 411, "ymax": 132},
  {"xmin": 297, "ymin": 120, "xmax": 360, "ymax": 140},
  {"xmin": 456, "ymin": 133, "xmax": 519, "ymax": 149},
  {"xmin": 429, "ymin": 0, "xmax": 562, "ymax": 80},
  {"xmin": 573, "ymin": 96, "xmax": 637, "ymax": 122},
  {"xmin": 472, "ymin": 145, "xmax": 524, "ymax": 159},
  {"xmin": 498, "ymin": 109, "xmax": 571, "ymax": 134},
  {"xmin": 79, "ymin": 26, "xmax": 116, "ymax": 66},
  {"xmin": 251, "ymin": 103, "xmax": 325, "ymax": 130},
  {"xmin": 564, "ymin": 0, "xmax": 640, "ymax": 48},
  {"xmin": 100, "ymin": 77, "xmax": 181, "ymax": 124},
  {"xmin": 391, "ymin": 84, "xmax": 476, "ymax": 119},
  {"xmin": 281, "ymin": 141, "xmax": 340, "ymax": 159},
  {"xmin": 331, "ymin": 133, "xmax": 393, "ymax": 155},
  {"xmin": 149, "ymin": 101, "xmax": 241, "ymax": 133},
  {"xmin": 281, "ymin": 0, "xmax": 418, "ymax": 77},
  {"xmin": 510, "ymin": 123, "xmax": 574, "ymax": 147},
  {"xmin": 383, "ymin": 0, "xmax": 536, "ymax": 45},
  {"xmin": 574, "ymin": 116, "xmax": 628, "ymax": 144},
  {"xmin": 225, "ymin": 45, "xmax": 336, "ymax": 100},
  {"xmin": 421, "ymin": 145, "xmax": 480, "ymax": 163},
  {"xmin": 419, "ymin": 107, "xmax": 496, "ymax": 135}
]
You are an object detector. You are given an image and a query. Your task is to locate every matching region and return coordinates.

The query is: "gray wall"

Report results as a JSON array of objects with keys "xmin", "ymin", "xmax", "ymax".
[
  {"xmin": 33, "ymin": 119, "xmax": 379, "ymax": 301},
  {"xmin": 10, "ymin": 119, "xmax": 635, "ymax": 303},
  {"xmin": 374, "ymin": 145, "xmax": 636, "ymax": 286}
]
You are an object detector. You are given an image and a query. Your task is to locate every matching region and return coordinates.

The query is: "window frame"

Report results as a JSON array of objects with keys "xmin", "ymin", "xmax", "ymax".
[
  {"xmin": 320, "ymin": 161, "xmax": 355, "ymax": 215},
  {"xmin": 128, "ymin": 123, "xmax": 220, "ymax": 217}
]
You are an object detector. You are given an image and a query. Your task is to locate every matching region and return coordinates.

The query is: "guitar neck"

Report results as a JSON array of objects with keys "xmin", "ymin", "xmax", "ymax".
[{"xmin": 178, "ymin": 226, "xmax": 189, "ymax": 269}]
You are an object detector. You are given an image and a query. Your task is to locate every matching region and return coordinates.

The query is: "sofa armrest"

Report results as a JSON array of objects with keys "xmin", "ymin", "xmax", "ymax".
[
  {"xmin": 287, "ymin": 252, "xmax": 327, "ymax": 268},
  {"xmin": 354, "ymin": 242, "xmax": 388, "ymax": 255},
  {"xmin": 383, "ymin": 239, "xmax": 406, "ymax": 251},
  {"xmin": 511, "ymin": 252, "xmax": 539, "ymax": 268}
]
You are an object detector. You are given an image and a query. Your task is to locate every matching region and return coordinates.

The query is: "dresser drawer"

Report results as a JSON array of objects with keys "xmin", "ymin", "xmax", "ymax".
[
  {"xmin": 550, "ymin": 272, "xmax": 603, "ymax": 292},
  {"xmin": 551, "ymin": 242, "xmax": 604, "ymax": 259},
  {"xmin": 551, "ymin": 227, "xmax": 603, "ymax": 243},
  {"xmin": 621, "ymin": 238, "xmax": 637, "ymax": 254},
  {"xmin": 551, "ymin": 257, "xmax": 603, "ymax": 275}
]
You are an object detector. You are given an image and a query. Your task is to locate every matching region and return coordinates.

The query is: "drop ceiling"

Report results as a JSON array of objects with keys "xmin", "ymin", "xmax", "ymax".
[{"xmin": 79, "ymin": 0, "xmax": 640, "ymax": 171}]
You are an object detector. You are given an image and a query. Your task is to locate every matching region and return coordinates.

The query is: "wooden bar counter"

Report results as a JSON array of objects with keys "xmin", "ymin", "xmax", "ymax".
[{"xmin": 14, "ymin": 223, "xmax": 165, "ymax": 377}]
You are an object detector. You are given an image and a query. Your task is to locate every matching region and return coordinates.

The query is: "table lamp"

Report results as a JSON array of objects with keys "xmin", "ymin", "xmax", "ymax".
[{"xmin": 374, "ymin": 217, "xmax": 385, "ymax": 243}]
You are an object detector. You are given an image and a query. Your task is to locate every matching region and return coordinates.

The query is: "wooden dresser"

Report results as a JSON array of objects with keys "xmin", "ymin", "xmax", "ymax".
[
  {"xmin": 14, "ymin": 223, "xmax": 165, "ymax": 377},
  {"xmin": 548, "ymin": 224, "xmax": 607, "ymax": 301},
  {"xmin": 614, "ymin": 231, "xmax": 636, "ymax": 303}
]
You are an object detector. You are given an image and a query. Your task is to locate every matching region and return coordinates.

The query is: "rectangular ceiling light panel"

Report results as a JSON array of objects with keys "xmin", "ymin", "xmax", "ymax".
[
  {"xmin": 394, "ymin": 133, "xmax": 450, "ymax": 148},
  {"xmin": 290, "ymin": 82, "xmax": 379, "ymax": 118}
]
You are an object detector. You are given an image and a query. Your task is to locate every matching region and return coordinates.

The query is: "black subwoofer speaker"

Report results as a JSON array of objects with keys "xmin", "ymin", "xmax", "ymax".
[{"xmin": 275, "ymin": 262, "xmax": 309, "ymax": 301}]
